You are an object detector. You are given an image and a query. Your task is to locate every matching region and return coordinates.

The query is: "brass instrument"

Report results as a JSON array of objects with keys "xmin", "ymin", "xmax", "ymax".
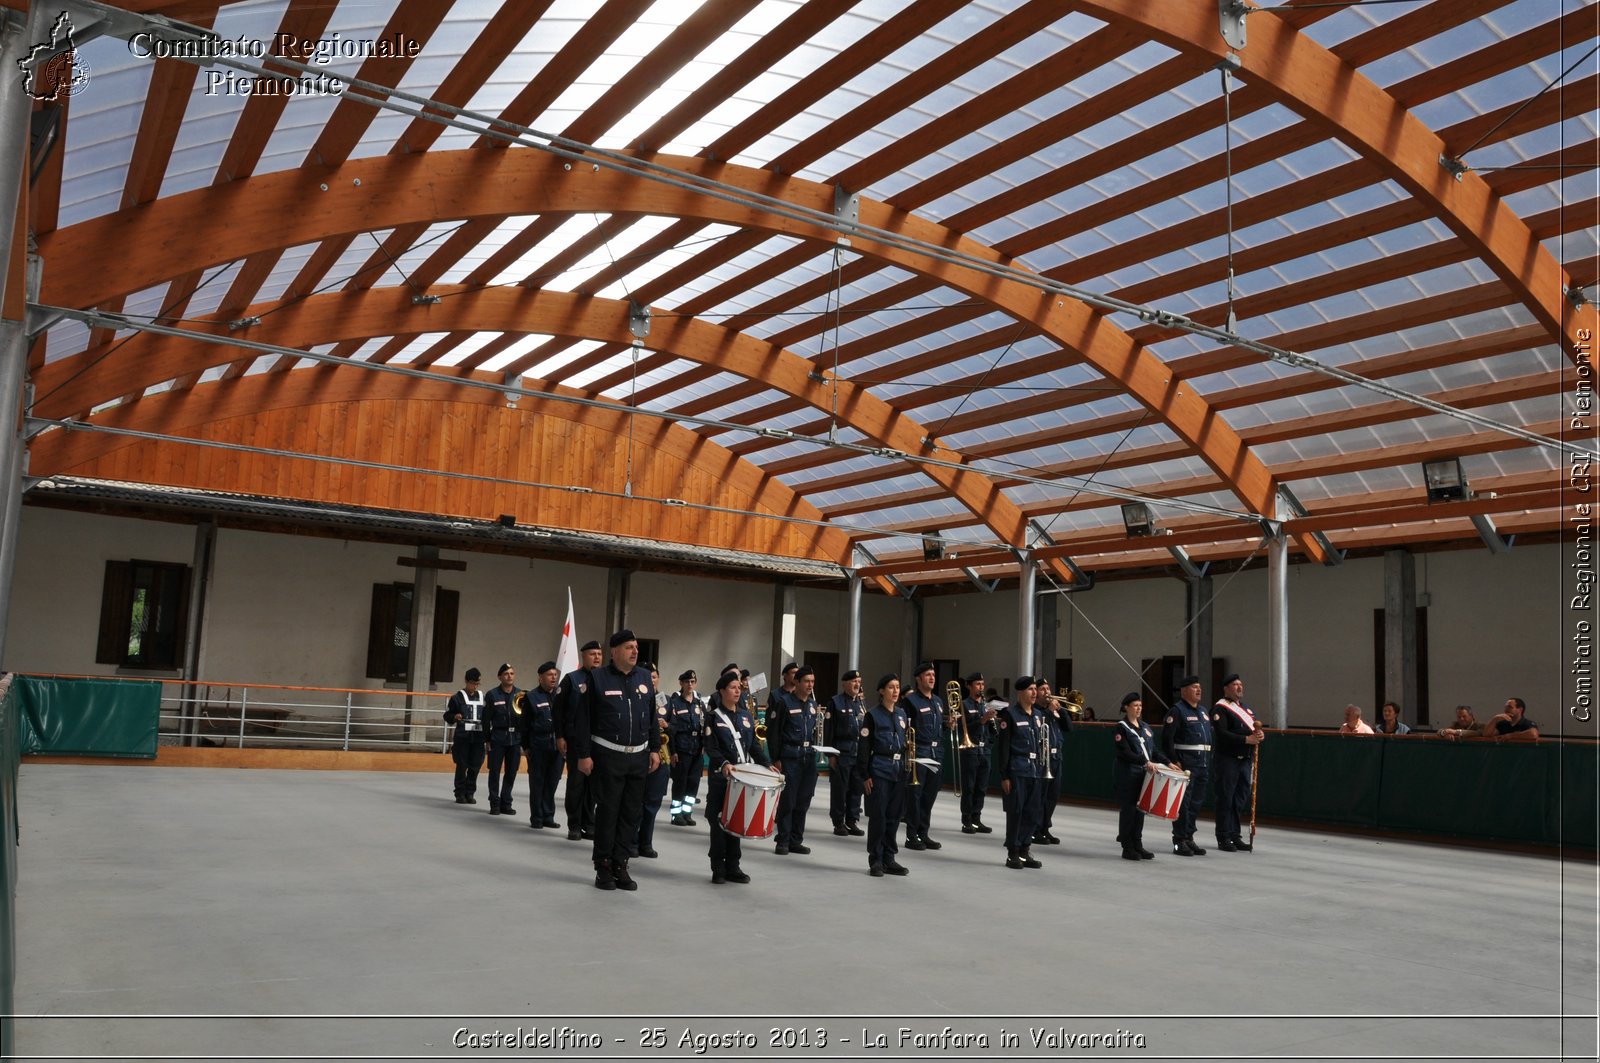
[
  {"xmin": 1039, "ymin": 696, "xmax": 1054, "ymax": 780},
  {"xmin": 945, "ymin": 680, "xmax": 971, "ymax": 797},
  {"xmin": 512, "ymin": 691, "xmax": 526, "ymax": 715},
  {"xmin": 905, "ymin": 716, "xmax": 919, "ymax": 786},
  {"xmin": 1047, "ymin": 690, "xmax": 1087, "ymax": 718}
]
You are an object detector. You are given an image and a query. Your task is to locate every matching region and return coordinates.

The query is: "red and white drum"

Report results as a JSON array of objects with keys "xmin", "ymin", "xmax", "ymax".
[
  {"xmin": 1137, "ymin": 765, "xmax": 1190, "ymax": 820},
  {"xmin": 721, "ymin": 764, "xmax": 786, "ymax": 839}
]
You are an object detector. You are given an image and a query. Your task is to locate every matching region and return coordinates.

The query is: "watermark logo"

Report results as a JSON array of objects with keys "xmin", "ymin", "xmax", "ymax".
[{"xmin": 18, "ymin": 11, "xmax": 91, "ymax": 101}]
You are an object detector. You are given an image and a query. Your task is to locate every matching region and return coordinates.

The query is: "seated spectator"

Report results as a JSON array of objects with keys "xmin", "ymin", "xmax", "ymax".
[
  {"xmin": 1478, "ymin": 697, "xmax": 1540, "ymax": 742},
  {"xmin": 1438, "ymin": 705, "xmax": 1477, "ymax": 741},
  {"xmin": 1339, "ymin": 704, "xmax": 1374, "ymax": 734},
  {"xmin": 1375, "ymin": 701, "xmax": 1410, "ymax": 735}
]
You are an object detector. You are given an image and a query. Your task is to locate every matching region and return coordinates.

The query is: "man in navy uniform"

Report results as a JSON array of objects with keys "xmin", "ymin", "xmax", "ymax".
[
  {"xmin": 825, "ymin": 670, "xmax": 866, "ymax": 837},
  {"xmin": 667, "ymin": 669, "xmax": 705, "ymax": 826},
  {"xmin": 898, "ymin": 662, "xmax": 945, "ymax": 851},
  {"xmin": 573, "ymin": 630, "xmax": 661, "ymax": 891},
  {"xmin": 995, "ymin": 676, "xmax": 1043, "ymax": 869},
  {"xmin": 635, "ymin": 663, "xmax": 671, "ymax": 859},
  {"xmin": 1211, "ymin": 672, "xmax": 1263, "ymax": 852},
  {"xmin": 521, "ymin": 661, "xmax": 563, "ymax": 829},
  {"xmin": 765, "ymin": 662, "xmax": 799, "ymax": 761},
  {"xmin": 443, "ymin": 667, "xmax": 487, "ymax": 803},
  {"xmin": 958, "ymin": 672, "xmax": 997, "ymax": 834},
  {"xmin": 771, "ymin": 665, "xmax": 821, "ymax": 855},
  {"xmin": 1034, "ymin": 681, "xmax": 1068, "ymax": 846},
  {"xmin": 860, "ymin": 673, "xmax": 911, "ymax": 877},
  {"xmin": 483, "ymin": 663, "xmax": 522, "ymax": 816},
  {"xmin": 556, "ymin": 640, "xmax": 603, "ymax": 840},
  {"xmin": 1161, "ymin": 675, "xmax": 1212, "ymax": 856}
]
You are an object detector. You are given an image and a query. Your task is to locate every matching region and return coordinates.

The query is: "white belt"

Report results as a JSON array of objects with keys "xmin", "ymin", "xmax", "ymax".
[
  {"xmin": 1175, "ymin": 743, "xmax": 1211, "ymax": 751},
  {"xmin": 592, "ymin": 736, "xmax": 649, "ymax": 754},
  {"xmin": 461, "ymin": 722, "xmax": 482, "ymax": 731}
]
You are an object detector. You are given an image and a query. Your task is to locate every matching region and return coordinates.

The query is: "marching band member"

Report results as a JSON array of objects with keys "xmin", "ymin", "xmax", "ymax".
[
  {"xmin": 958, "ymin": 672, "xmax": 996, "ymax": 834},
  {"xmin": 1211, "ymin": 673, "xmax": 1263, "ymax": 852},
  {"xmin": 520, "ymin": 662, "xmax": 563, "ymax": 829},
  {"xmin": 1161, "ymin": 675, "xmax": 1211, "ymax": 856},
  {"xmin": 556, "ymin": 640, "xmax": 603, "ymax": 841},
  {"xmin": 635, "ymin": 663, "xmax": 671, "ymax": 859},
  {"xmin": 667, "ymin": 670, "xmax": 705, "ymax": 826},
  {"xmin": 1114, "ymin": 693, "xmax": 1181, "ymax": 861},
  {"xmin": 995, "ymin": 676, "xmax": 1043, "ymax": 869},
  {"xmin": 765, "ymin": 662, "xmax": 799, "ymax": 761},
  {"xmin": 771, "ymin": 666, "xmax": 821, "ymax": 855},
  {"xmin": 1035, "ymin": 679, "xmax": 1067, "ymax": 846},
  {"xmin": 572, "ymin": 630, "xmax": 660, "ymax": 892},
  {"xmin": 444, "ymin": 667, "xmax": 486, "ymax": 804},
  {"xmin": 704, "ymin": 670, "xmax": 771, "ymax": 884},
  {"xmin": 483, "ymin": 663, "xmax": 522, "ymax": 817},
  {"xmin": 860, "ymin": 674, "xmax": 911, "ymax": 877},
  {"xmin": 899, "ymin": 663, "xmax": 945, "ymax": 851},
  {"xmin": 826, "ymin": 670, "xmax": 867, "ymax": 837}
]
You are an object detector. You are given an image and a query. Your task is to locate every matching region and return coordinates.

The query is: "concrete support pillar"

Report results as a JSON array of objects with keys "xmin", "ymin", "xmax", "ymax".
[
  {"xmin": 1017, "ymin": 555, "xmax": 1037, "ymax": 677},
  {"xmin": 900, "ymin": 596, "xmax": 922, "ymax": 678},
  {"xmin": 605, "ymin": 568, "xmax": 630, "ymax": 634},
  {"xmin": 844, "ymin": 572, "xmax": 862, "ymax": 672},
  {"xmin": 772, "ymin": 581, "xmax": 796, "ymax": 674},
  {"xmin": 179, "ymin": 520, "xmax": 217, "ymax": 745},
  {"xmin": 404, "ymin": 546, "xmax": 440, "ymax": 744},
  {"xmin": 1384, "ymin": 548, "xmax": 1419, "ymax": 725},
  {"xmin": 1186, "ymin": 574, "xmax": 1214, "ymax": 685},
  {"xmin": 1266, "ymin": 501, "xmax": 1289, "ymax": 729}
]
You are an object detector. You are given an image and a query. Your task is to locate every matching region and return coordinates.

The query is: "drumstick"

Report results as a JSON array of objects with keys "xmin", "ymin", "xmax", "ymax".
[{"xmin": 1249, "ymin": 740, "xmax": 1260, "ymax": 848}]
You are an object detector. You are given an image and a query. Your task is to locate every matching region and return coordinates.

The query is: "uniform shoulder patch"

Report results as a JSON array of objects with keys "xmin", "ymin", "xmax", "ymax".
[
  {"xmin": 1114, "ymin": 732, "xmax": 1122, "ymax": 741},
  {"xmin": 859, "ymin": 726, "xmax": 870, "ymax": 737},
  {"xmin": 1166, "ymin": 715, "xmax": 1176, "ymax": 723},
  {"xmin": 998, "ymin": 718, "xmax": 1008, "ymax": 729}
]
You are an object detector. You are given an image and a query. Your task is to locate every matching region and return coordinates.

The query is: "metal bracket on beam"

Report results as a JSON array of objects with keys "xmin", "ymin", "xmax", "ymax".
[
  {"xmin": 1168, "ymin": 544, "xmax": 1209, "ymax": 581},
  {"xmin": 1218, "ymin": 0, "xmax": 1247, "ymax": 50},
  {"xmin": 1439, "ymin": 154, "xmax": 1470, "ymax": 182},
  {"xmin": 502, "ymin": 372, "xmax": 522, "ymax": 409},
  {"xmin": 833, "ymin": 185, "xmax": 859, "ymax": 247},
  {"xmin": 52, "ymin": 0, "xmax": 159, "ymax": 47},
  {"xmin": 410, "ymin": 293, "xmax": 441, "ymax": 306},
  {"xmin": 227, "ymin": 316, "xmax": 260, "ymax": 331},
  {"xmin": 1568, "ymin": 286, "xmax": 1590, "ymax": 309},
  {"xmin": 627, "ymin": 300, "xmax": 650, "ymax": 340},
  {"xmin": 1278, "ymin": 484, "xmax": 1343, "ymax": 566},
  {"xmin": 1470, "ymin": 513, "xmax": 1514, "ymax": 554},
  {"xmin": 963, "ymin": 568, "xmax": 1000, "ymax": 593}
]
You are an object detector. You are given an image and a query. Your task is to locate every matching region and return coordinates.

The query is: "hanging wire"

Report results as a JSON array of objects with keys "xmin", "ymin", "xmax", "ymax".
[
  {"xmin": 1221, "ymin": 63, "xmax": 1238, "ymax": 335},
  {"xmin": 1455, "ymin": 43, "xmax": 1599, "ymax": 162},
  {"xmin": 822, "ymin": 244, "xmax": 847, "ymax": 443},
  {"xmin": 921, "ymin": 320, "xmax": 1030, "ymax": 444}
]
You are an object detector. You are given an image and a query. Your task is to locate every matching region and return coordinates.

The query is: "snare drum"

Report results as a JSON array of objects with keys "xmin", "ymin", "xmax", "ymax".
[
  {"xmin": 1136, "ymin": 764, "xmax": 1190, "ymax": 820},
  {"xmin": 721, "ymin": 764, "xmax": 786, "ymax": 839}
]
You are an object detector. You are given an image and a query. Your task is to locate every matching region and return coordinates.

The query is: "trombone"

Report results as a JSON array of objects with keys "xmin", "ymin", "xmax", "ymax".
[
  {"xmin": 945, "ymin": 680, "xmax": 972, "ymax": 796},
  {"xmin": 1046, "ymin": 690, "xmax": 1087, "ymax": 718},
  {"xmin": 905, "ymin": 717, "xmax": 919, "ymax": 787}
]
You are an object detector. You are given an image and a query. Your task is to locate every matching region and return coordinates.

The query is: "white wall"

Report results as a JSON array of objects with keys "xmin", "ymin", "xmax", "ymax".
[{"xmin": 6, "ymin": 505, "xmax": 1588, "ymax": 737}]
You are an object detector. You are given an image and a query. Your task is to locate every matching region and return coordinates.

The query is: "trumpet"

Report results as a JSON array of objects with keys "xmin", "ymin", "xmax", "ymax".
[
  {"xmin": 1047, "ymin": 690, "xmax": 1087, "ymax": 718},
  {"xmin": 1040, "ymin": 698, "xmax": 1054, "ymax": 780}
]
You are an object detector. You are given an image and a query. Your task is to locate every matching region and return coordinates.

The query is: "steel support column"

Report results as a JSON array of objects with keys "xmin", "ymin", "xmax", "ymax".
[
  {"xmin": 1384, "ymin": 548, "xmax": 1419, "ymax": 726},
  {"xmin": 845, "ymin": 571, "xmax": 862, "ymax": 672},
  {"xmin": 179, "ymin": 519, "xmax": 217, "ymax": 746},
  {"xmin": 1017, "ymin": 555, "xmax": 1037, "ymax": 678}
]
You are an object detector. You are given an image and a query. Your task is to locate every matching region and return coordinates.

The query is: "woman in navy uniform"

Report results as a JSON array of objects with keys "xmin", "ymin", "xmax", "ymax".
[
  {"xmin": 520, "ymin": 661, "xmax": 563, "ymax": 829},
  {"xmin": 860, "ymin": 674, "xmax": 911, "ymax": 877},
  {"xmin": 704, "ymin": 670, "xmax": 771, "ymax": 884},
  {"xmin": 996, "ymin": 676, "xmax": 1044, "ymax": 869},
  {"xmin": 667, "ymin": 669, "xmax": 705, "ymax": 826},
  {"xmin": 443, "ymin": 667, "xmax": 487, "ymax": 803},
  {"xmin": 1114, "ymin": 692, "xmax": 1182, "ymax": 861}
]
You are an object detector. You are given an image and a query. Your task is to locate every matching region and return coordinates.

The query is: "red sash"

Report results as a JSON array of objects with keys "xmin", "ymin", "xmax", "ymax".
[{"xmin": 1216, "ymin": 698, "xmax": 1255, "ymax": 729}]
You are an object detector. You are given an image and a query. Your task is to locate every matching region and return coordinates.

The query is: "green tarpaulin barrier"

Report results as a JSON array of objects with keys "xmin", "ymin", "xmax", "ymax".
[
  {"xmin": 13, "ymin": 676, "xmax": 161, "ymax": 759},
  {"xmin": 1, "ymin": 682, "xmax": 17, "ymax": 1057}
]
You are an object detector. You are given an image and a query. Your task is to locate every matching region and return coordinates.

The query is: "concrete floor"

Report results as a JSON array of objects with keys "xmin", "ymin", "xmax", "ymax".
[{"xmin": 10, "ymin": 764, "xmax": 1597, "ymax": 1062}]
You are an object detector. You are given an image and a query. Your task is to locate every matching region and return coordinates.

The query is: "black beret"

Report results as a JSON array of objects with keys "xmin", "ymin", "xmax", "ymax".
[
  {"xmin": 716, "ymin": 671, "xmax": 740, "ymax": 691},
  {"xmin": 876, "ymin": 672, "xmax": 900, "ymax": 691},
  {"xmin": 794, "ymin": 666, "xmax": 814, "ymax": 680},
  {"xmin": 964, "ymin": 672, "xmax": 984, "ymax": 685},
  {"xmin": 679, "ymin": 669, "xmax": 696, "ymax": 682},
  {"xmin": 1015, "ymin": 675, "xmax": 1035, "ymax": 690},
  {"xmin": 1178, "ymin": 674, "xmax": 1202, "ymax": 688},
  {"xmin": 841, "ymin": 670, "xmax": 861, "ymax": 683},
  {"xmin": 740, "ymin": 668, "xmax": 750, "ymax": 678},
  {"xmin": 537, "ymin": 661, "xmax": 558, "ymax": 674},
  {"xmin": 913, "ymin": 661, "xmax": 936, "ymax": 676},
  {"xmin": 609, "ymin": 629, "xmax": 635, "ymax": 648},
  {"xmin": 641, "ymin": 661, "xmax": 656, "ymax": 673},
  {"xmin": 781, "ymin": 662, "xmax": 799, "ymax": 674},
  {"xmin": 580, "ymin": 640, "xmax": 601, "ymax": 652},
  {"xmin": 721, "ymin": 662, "xmax": 739, "ymax": 675},
  {"xmin": 1121, "ymin": 692, "xmax": 1142, "ymax": 708},
  {"xmin": 1223, "ymin": 673, "xmax": 1242, "ymax": 685},
  {"xmin": 497, "ymin": 663, "xmax": 513, "ymax": 676},
  {"xmin": 464, "ymin": 667, "xmax": 482, "ymax": 682}
]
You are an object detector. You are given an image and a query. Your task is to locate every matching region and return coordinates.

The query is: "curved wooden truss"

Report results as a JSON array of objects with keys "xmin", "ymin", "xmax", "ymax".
[{"xmin": 15, "ymin": 0, "xmax": 1592, "ymax": 584}]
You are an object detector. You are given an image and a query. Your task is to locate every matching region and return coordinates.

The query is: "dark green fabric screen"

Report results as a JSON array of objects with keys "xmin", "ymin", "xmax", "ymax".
[
  {"xmin": 14, "ymin": 676, "xmax": 161, "ymax": 759},
  {"xmin": 1, "ymin": 683, "xmax": 17, "ymax": 1058}
]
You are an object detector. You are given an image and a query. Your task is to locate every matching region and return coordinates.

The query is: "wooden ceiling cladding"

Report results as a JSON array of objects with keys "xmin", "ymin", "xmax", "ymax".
[{"xmin": 12, "ymin": 0, "xmax": 1595, "ymax": 586}]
